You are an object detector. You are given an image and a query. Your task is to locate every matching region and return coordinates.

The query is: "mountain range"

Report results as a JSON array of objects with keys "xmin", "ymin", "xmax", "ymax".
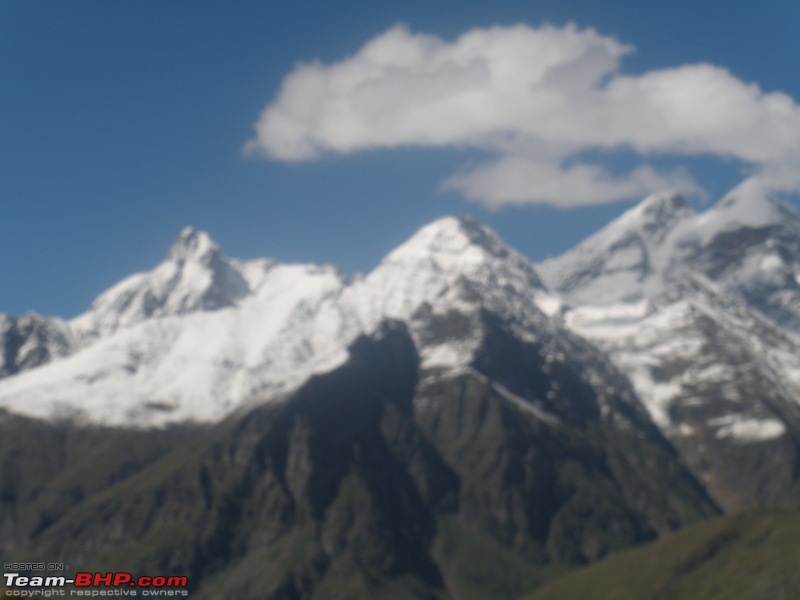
[{"xmin": 2, "ymin": 177, "xmax": 799, "ymax": 599}]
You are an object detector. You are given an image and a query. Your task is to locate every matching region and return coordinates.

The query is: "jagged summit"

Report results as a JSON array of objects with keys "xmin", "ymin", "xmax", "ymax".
[
  {"xmin": 353, "ymin": 215, "xmax": 546, "ymax": 330},
  {"xmin": 719, "ymin": 176, "xmax": 771, "ymax": 209},
  {"xmin": 436, "ymin": 214, "xmax": 513, "ymax": 257},
  {"xmin": 624, "ymin": 191, "xmax": 692, "ymax": 225},
  {"xmin": 536, "ymin": 191, "xmax": 696, "ymax": 304},
  {"xmin": 699, "ymin": 177, "xmax": 793, "ymax": 232},
  {"xmin": 6, "ymin": 179, "xmax": 800, "ymax": 600},
  {"xmin": 376, "ymin": 214, "xmax": 544, "ymax": 292},
  {"xmin": 382, "ymin": 215, "xmax": 514, "ymax": 265},
  {"xmin": 167, "ymin": 226, "xmax": 219, "ymax": 263},
  {"xmin": 69, "ymin": 227, "xmax": 250, "ymax": 341},
  {"xmin": 539, "ymin": 179, "xmax": 800, "ymax": 308},
  {"xmin": 589, "ymin": 191, "xmax": 695, "ymax": 248}
]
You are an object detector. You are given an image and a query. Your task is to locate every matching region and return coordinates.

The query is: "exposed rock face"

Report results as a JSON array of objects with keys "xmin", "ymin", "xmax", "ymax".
[
  {"xmin": 0, "ymin": 323, "xmax": 717, "ymax": 599},
  {"xmin": 0, "ymin": 313, "xmax": 73, "ymax": 377}
]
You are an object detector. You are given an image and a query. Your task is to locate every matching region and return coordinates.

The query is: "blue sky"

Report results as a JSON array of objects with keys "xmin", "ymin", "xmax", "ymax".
[{"xmin": 3, "ymin": 1, "xmax": 799, "ymax": 317}]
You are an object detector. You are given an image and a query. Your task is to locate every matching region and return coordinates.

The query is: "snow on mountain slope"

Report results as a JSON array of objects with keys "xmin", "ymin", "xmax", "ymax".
[
  {"xmin": 544, "ymin": 179, "xmax": 800, "ymax": 447},
  {"xmin": 692, "ymin": 177, "xmax": 790, "ymax": 238},
  {"xmin": 532, "ymin": 178, "xmax": 800, "ymax": 508},
  {"xmin": 5, "ymin": 182, "xmax": 800, "ymax": 440},
  {"xmin": 539, "ymin": 178, "xmax": 800, "ymax": 330},
  {"xmin": 537, "ymin": 191, "xmax": 696, "ymax": 304},
  {"xmin": 568, "ymin": 274, "xmax": 800, "ymax": 431},
  {"xmin": 0, "ymin": 250, "xmax": 354, "ymax": 426},
  {"xmin": 564, "ymin": 273, "xmax": 800, "ymax": 509},
  {"xmin": 1, "ymin": 262, "xmax": 353, "ymax": 425},
  {"xmin": 0, "ymin": 217, "xmax": 557, "ymax": 426},
  {"xmin": 351, "ymin": 215, "xmax": 545, "ymax": 321},
  {"xmin": 345, "ymin": 216, "xmax": 550, "ymax": 368},
  {"xmin": 70, "ymin": 227, "xmax": 254, "ymax": 341}
]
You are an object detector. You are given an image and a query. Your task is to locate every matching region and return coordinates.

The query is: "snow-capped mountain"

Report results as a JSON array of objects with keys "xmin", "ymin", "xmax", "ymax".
[
  {"xmin": 540, "ymin": 177, "xmax": 800, "ymax": 509},
  {"xmin": 1, "ymin": 220, "xmax": 722, "ymax": 595},
  {"xmin": 70, "ymin": 227, "xmax": 254, "ymax": 341},
  {"xmin": 538, "ymin": 190, "xmax": 695, "ymax": 305},
  {"xmin": 5, "ymin": 181, "xmax": 800, "ymax": 597},
  {"xmin": 347, "ymin": 215, "xmax": 550, "ymax": 370},
  {"xmin": 0, "ymin": 216, "xmax": 561, "ymax": 426},
  {"xmin": 539, "ymin": 177, "xmax": 800, "ymax": 330},
  {"xmin": 2, "ymin": 181, "xmax": 800, "ymax": 512},
  {"xmin": 0, "ymin": 232, "xmax": 353, "ymax": 425}
]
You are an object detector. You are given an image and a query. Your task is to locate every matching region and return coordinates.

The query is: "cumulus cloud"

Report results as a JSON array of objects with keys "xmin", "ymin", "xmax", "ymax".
[
  {"xmin": 442, "ymin": 158, "xmax": 706, "ymax": 208},
  {"xmin": 245, "ymin": 23, "xmax": 800, "ymax": 207}
]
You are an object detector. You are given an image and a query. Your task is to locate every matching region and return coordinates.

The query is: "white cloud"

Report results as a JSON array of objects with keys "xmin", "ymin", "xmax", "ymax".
[
  {"xmin": 246, "ymin": 23, "xmax": 800, "ymax": 207},
  {"xmin": 442, "ymin": 157, "xmax": 706, "ymax": 208}
]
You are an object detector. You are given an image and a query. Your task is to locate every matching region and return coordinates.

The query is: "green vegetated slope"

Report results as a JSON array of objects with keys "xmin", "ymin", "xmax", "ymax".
[{"xmin": 524, "ymin": 510, "xmax": 800, "ymax": 600}]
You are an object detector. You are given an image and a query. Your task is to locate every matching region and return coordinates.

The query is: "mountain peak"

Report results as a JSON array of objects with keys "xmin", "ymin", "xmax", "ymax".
[
  {"xmin": 720, "ymin": 176, "xmax": 768, "ymax": 205},
  {"xmin": 69, "ymin": 227, "xmax": 249, "ymax": 341},
  {"xmin": 712, "ymin": 177, "xmax": 784, "ymax": 226},
  {"xmin": 354, "ymin": 216, "xmax": 546, "ymax": 344},
  {"xmin": 634, "ymin": 190, "xmax": 689, "ymax": 216},
  {"xmin": 688, "ymin": 177, "xmax": 800, "ymax": 241},
  {"xmin": 167, "ymin": 227, "xmax": 219, "ymax": 263},
  {"xmin": 536, "ymin": 189, "xmax": 697, "ymax": 302},
  {"xmin": 389, "ymin": 215, "xmax": 512, "ymax": 263},
  {"xmin": 620, "ymin": 191, "xmax": 693, "ymax": 233}
]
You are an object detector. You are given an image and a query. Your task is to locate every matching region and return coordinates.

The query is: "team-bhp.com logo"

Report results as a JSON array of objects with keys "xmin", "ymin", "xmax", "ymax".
[{"xmin": 3, "ymin": 571, "xmax": 189, "ymax": 597}]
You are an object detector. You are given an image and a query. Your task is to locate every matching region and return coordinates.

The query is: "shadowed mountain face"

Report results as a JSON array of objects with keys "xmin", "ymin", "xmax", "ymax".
[{"xmin": 0, "ymin": 322, "xmax": 717, "ymax": 599}]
